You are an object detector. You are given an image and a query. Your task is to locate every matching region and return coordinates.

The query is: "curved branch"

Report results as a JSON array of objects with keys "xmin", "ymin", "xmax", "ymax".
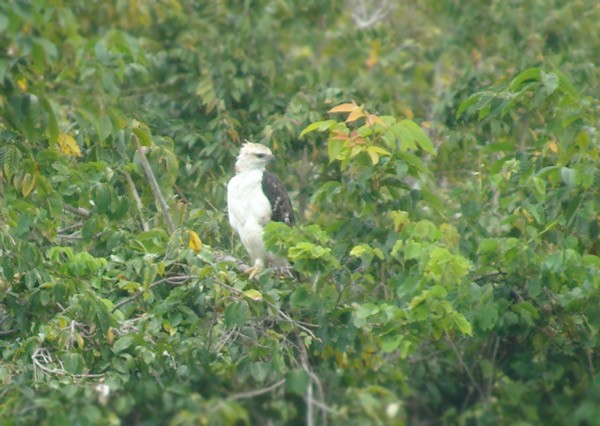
[
  {"xmin": 132, "ymin": 135, "xmax": 175, "ymax": 235},
  {"xmin": 124, "ymin": 170, "xmax": 149, "ymax": 232}
]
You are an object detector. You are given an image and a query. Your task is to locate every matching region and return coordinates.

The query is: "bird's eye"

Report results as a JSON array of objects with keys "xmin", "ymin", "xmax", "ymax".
[{"xmin": 255, "ymin": 153, "xmax": 266, "ymax": 158}]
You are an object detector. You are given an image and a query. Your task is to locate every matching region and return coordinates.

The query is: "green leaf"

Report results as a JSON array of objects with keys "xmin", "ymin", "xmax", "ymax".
[
  {"xmin": 541, "ymin": 71, "xmax": 559, "ymax": 95},
  {"xmin": 381, "ymin": 336, "xmax": 402, "ymax": 353},
  {"xmin": 509, "ymin": 67, "xmax": 541, "ymax": 91},
  {"xmin": 224, "ymin": 301, "xmax": 248, "ymax": 327},
  {"xmin": 355, "ymin": 303, "xmax": 380, "ymax": 319},
  {"xmin": 299, "ymin": 120, "xmax": 336, "ymax": 138},
  {"xmin": 457, "ymin": 93, "xmax": 483, "ymax": 117},
  {"xmin": 327, "ymin": 138, "xmax": 344, "ymax": 163},
  {"xmin": 452, "ymin": 312, "xmax": 473, "ymax": 336},
  {"xmin": 113, "ymin": 336, "xmax": 134, "ymax": 353},
  {"xmin": 0, "ymin": 14, "xmax": 8, "ymax": 33},
  {"xmin": 398, "ymin": 120, "xmax": 435, "ymax": 154},
  {"xmin": 40, "ymin": 96, "xmax": 58, "ymax": 144},
  {"xmin": 560, "ymin": 167, "xmax": 576, "ymax": 189},
  {"xmin": 478, "ymin": 239, "xmax": 499, "ymax": 254},
  {"xmin": 285, "ymin": 370, "xmax": 310, "ymax": 396},
  {"xmin": 0, "ymin": 144, "xmax": 22, "ymax": 181}
]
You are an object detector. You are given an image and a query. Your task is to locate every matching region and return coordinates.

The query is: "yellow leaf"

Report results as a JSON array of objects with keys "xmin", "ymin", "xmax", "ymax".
[
  {"xmin": 106, "ymin": 328, "xmax": 115, "ymax": 345},
  {"xmin": 365, "ymin": 40, "xmax": 380, "ymax": 68},
  {"xmin": 243, "ymin": 289, "xmax": 263, "ymax": 301},
  {"xmin": 187, "ymin": 230, "xmax": 203, "ymax": 252},
  {"xmin": 21, "ymin": 172, "xmax": 37, "ymax": 197},
  {"xmin": 367, "ymin": 149, "xmax": 379, "ymax": 165},
  {"xmin": 57, "ymin": 132, "xmax": 82, "ymax": 157},
  {"xmin": 16, "ymin": 78, "xmax": 28, "ymax": 91},
  {"xmin": 346, "ymin": 108, "xmax": 365, "ymax": 123},
  {"xmin": 547, "ymin": 141, "xmax": 558, "ymax": 153},
  {"xmin": 76, "ymin": 333, "xmax": 85, "ymax": 349},
  {"xmin": 328, "ymin": 102, "xmax": 359, "ymax": 113}
]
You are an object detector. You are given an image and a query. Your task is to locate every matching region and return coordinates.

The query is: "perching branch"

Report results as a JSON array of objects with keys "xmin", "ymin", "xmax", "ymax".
[{"xmin": 132, "ymin": 135, "xmax": 176, "ymax": 235}]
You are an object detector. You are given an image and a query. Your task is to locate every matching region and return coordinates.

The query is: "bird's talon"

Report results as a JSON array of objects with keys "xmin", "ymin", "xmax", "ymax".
[{"xmin": 246, "ymin": 266, "xmax": 262, "ymax": 280}]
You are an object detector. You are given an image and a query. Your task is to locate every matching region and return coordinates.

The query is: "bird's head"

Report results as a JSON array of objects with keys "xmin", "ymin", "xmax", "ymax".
[{"xmin": 235, "ymin": 142, "xmax": 274, "ymax": 173}]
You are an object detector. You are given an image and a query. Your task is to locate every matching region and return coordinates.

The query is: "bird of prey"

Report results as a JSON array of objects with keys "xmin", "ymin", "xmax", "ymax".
[{"xmin": 227, "ymin": 142, "xmax": 295, "ymax": 278}]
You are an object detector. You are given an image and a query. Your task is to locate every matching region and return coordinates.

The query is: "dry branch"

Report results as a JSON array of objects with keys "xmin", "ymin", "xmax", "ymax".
[
  {"xmin": 132, "ymin": 135, "xmax": 176, "ymax": 235},
  {"xmin": 124, "ymin": 170, "xmax": 149, "ymax": 232}
]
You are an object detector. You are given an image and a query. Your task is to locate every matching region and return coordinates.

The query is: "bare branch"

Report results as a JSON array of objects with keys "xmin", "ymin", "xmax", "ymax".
[
  {"xmin": 350, "ymin": 0, "xmax": 396, "ymax": 29},
  {"xmin": 228, "ymin": 379, "xmax": 285, "ymax": 401},
  {"xmin": 445, "ymin": 332, "xmax": 484, "ymax": 396},
  {"xmin": 124, "ymin": 170, "xmax": 149, "ymax": 232},
  {"xmin": 299, "ymin": 339, "xmax": 327, "ymax": 426},
  {"xmin": 32, "ymin": 347, "xmax": 104, "ymax": 379},
  {"xmin": 63, "ymin": 204, "xmax": 90, "ymax": 218},
  {"xmin": 57, "ymin": 222, "xmax": 83, "ymax": 234},
  {"xmin": 132, "ymin": 135, "xmax": 176, "ymax": 235},
  {"xmin": 214, "ymin": 279, "xmax": 319, "ymax": 341},
  {"xmin": 111, "ymin": 274, "xmax": 195, "ymax": 312}
]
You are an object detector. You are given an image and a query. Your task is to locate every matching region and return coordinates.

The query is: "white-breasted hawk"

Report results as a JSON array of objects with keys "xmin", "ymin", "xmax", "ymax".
[{"xmin": 227, "ymin": 142, "xmax": 295, "ymax": 278}]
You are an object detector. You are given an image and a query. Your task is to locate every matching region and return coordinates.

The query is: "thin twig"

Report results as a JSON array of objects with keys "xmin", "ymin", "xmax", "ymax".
[
  {"xmin": 445, "ymin": 332, "xmax": 484, "ymax": 396},
  {"xmin": 132, "ymin": 135, "xmax": 175, "ymax": 235},
  {"xmin": 32, "ymin": 347, "xmax": 104, "ymax": 379},
  {"xmin": 228, "ymin": 379, "xmax": 285, "ymax": 401},
  {"xmin": 299, "ymin": 339, "xmax": 327, "ymax": 426},
  {"xmin": 174, "ymin": 184, "xmax": 190, "ymax": 205},
  {"xmin": 215, "ymin": 280, "xmax": 318, "ymax": 341},
  {"xmin": 111, "ymin": 275, "xmax": 195, "ymax": 312},
  {"xmin": 57, "ymin": 222, "xmax": 83, "ymax": 234}
]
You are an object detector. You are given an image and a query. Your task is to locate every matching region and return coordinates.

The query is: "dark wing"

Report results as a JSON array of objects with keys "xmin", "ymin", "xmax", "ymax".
[{"xmin": 262, "ymin": 171, "xmax": 295, "ymax": 226}]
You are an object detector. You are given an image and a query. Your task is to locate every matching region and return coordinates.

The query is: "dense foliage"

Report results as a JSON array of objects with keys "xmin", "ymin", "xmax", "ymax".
[{"xmin": 1, "ymin": 0, "xmax": 599, "ymax": 424}]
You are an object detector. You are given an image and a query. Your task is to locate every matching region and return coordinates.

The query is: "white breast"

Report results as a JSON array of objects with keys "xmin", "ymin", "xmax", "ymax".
[{"xmin": 227, "ymin": 170, "xmax": 272, "ymax": 233}]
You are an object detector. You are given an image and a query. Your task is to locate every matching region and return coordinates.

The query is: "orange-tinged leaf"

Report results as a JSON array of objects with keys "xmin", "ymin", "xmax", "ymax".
[
  {"xmin": 187, "ymin": 230, "xmax": 203, "ymax": 252},
  {"xmin": 365, "ymin": 114, "xmax": 384, "ymax": 126},
  {"xmin": 346, "ymin": 108, "xmax": 365, "ymax": 123},
  {"xmin": 57, "ymin": 132, "xmax": 82, "ymax": 157},
  {"xmin": 331, "ymin": 129, "xmax": 350, "ymax": 141},
  {"xmin": 329, "ymin": 102, "xmax": 359, "ymax": 113}
]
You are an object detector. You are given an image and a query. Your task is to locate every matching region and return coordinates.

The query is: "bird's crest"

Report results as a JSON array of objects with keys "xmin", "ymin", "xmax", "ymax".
[
  {"xmin": 239, "ymin": 142, "xmax": 272, "ymax": 158},
  {"xmin": 235, "ymin": 142, "xmax": 273, "ymax": 173}
]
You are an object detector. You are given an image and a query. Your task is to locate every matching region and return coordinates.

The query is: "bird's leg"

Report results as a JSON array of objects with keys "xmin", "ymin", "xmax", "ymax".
[
  {"xmin": 246, "ymin": 260, "xmax": 264, "ymax": 280},
  {"xmin": 246, "ymin": 266, "xmax": 262, "ymax": 280}
]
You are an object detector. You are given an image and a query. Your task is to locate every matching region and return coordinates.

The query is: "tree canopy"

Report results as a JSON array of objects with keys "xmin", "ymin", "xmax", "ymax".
[{"xmin": 1, "ymin": 0, "xmax": 599, "ymax": 424}]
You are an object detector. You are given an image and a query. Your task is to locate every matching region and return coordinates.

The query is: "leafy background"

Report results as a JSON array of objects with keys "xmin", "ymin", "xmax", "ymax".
[{"xmin": 1, "ymin": 0, "xmax": 599, "ymax": 424}]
